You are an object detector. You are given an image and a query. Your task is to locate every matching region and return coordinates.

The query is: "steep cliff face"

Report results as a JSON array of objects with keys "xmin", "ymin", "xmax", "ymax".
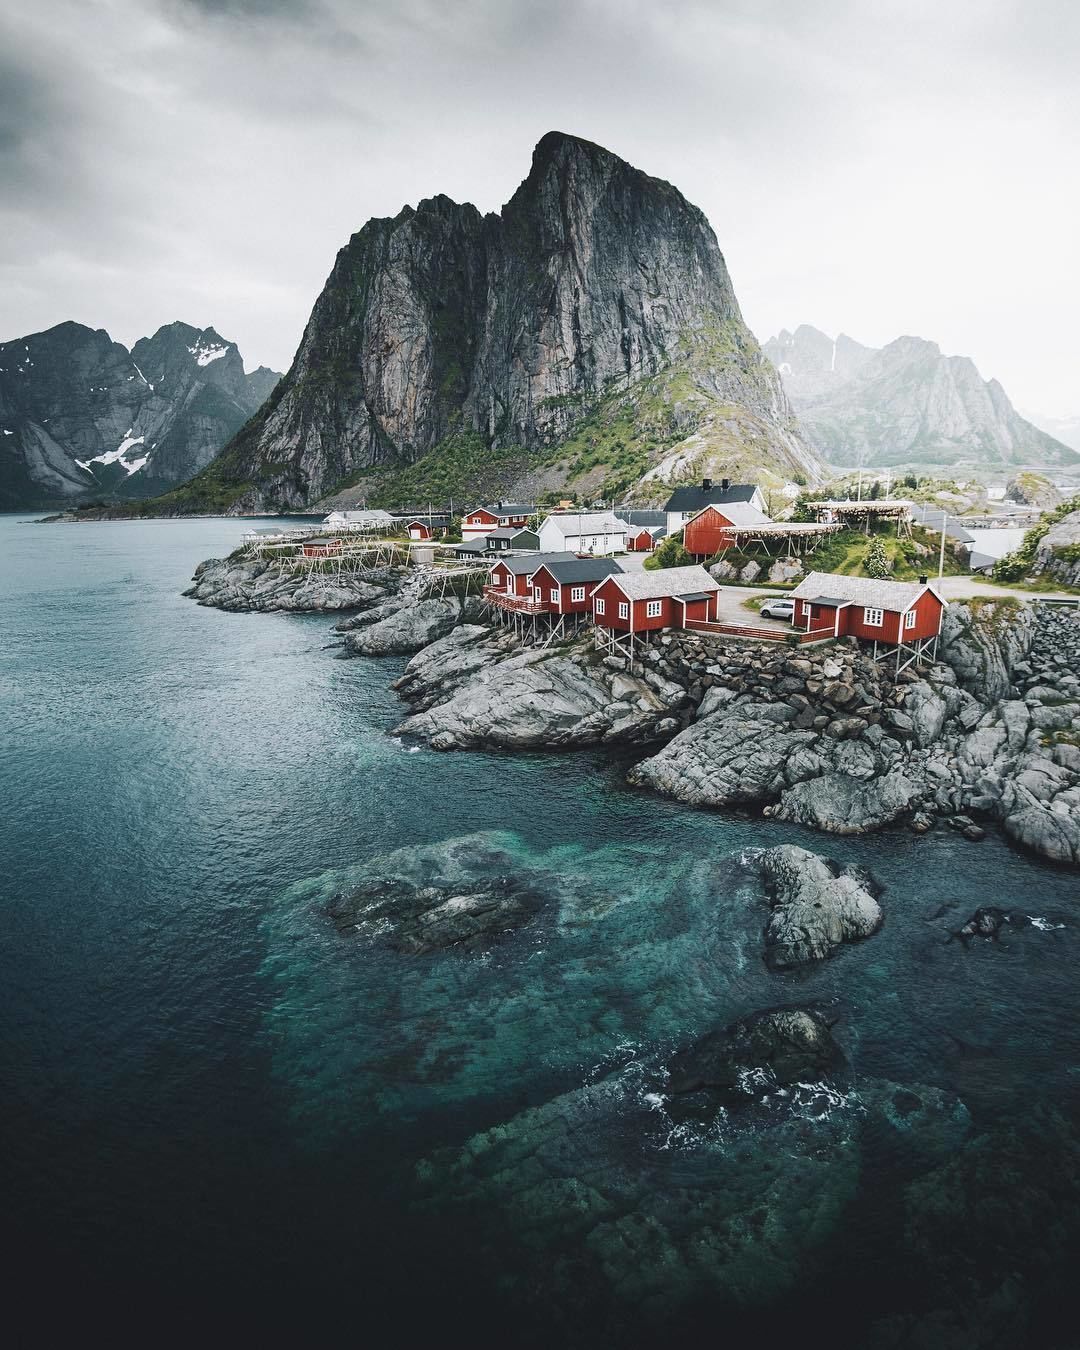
[
  {"xmin": 764, "ymin": 324, "xmax": 1077, "ymax": 472},
  {"xmin": 193, "ymin": 132, "xmax": 819, "ymax": 513},
  {"xmin": 0, "ymin": 320, "xmax": 281, "ymax": 509}
]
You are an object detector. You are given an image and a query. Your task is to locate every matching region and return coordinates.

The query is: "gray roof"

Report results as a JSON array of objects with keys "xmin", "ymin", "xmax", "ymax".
[
  {"xmin": 663, "ymin": 483, "xmax": 759, "ymax": 513},
  {"xmin": 486, "ymin": 528, "xmax": 519, "ymax": 540},
  {"xmin": 453, "ymin": 538, "xmax": 488, "ymax": 553},
  {"xmin": 606, "ymin": 564, "xmax": 721, "ymax": 600},
  {"xmin": 542, "ymin": 511, "xmax": 628, "ymax": 535},
  {"xmin": 790, "ymin": 571, "xmax": 943, "ymax": 611},
  {"xmin": 910, "ymin": 505, "xmax": 975, "ymax": 543},
  {"xmin": 532, "ymin": 557, "xmax": 624, "ymax": 584},
  {"xmin": 492, "ymin": 551, "xmax": 575, "ymax": 575},
  {"xmin": 807, "ymin": 595, "xmax": 852, "ymax": 607},
  {"xmin": 618, "ymin": 510, "xmax": 667, "ymax": 529},
  {"xmin": 471, "ymin": 502, "xmax": 536, "ymax": 517}
]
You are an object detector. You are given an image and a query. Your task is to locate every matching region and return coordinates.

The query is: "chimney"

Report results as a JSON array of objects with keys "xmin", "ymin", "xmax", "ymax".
[
  {"xmin": 918, "ymin": 574, "xmax": 928, "ymax": 585},
  {"xmin": 721, "ymin": 477, "xmax": 730, "ymax": 492},
  {"xmin": 702, "ymin": 477, "xmax": 713, "ymax": 491}
]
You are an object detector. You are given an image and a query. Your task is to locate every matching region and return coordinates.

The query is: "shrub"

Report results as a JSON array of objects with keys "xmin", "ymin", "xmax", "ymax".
[{"xmin": 865, "ymin": 537, "xmax": 891, "ymax": 578}]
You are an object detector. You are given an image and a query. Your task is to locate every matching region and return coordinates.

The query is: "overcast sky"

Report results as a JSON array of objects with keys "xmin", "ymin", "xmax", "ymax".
[{"xmin": 2, "ymin": 0, "xmax": 1076, "ymax": 416}]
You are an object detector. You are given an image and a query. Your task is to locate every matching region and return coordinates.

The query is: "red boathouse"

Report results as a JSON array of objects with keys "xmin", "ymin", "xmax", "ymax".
[
  {"xmin": 590, "ymin": 565, "xmax": 721, "ymax": 659},
  {"xmin": 683, "ymin": 502, "xmax": 769, "ymax": 559},
  {"xmin": 789, "ymin": 572, "xmax": 946, "ymax": 667}
]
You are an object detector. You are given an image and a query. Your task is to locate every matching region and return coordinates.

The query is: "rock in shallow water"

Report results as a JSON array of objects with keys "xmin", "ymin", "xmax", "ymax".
[
  {"xmin": 665, "ymin": 1006, "xmax": 842, "ymax": 1102},
  {"xmin": 326, "ymin": 874, "xmax": 545, "ymax": 953},
  {"xmin": 757, "ymin": 844, "xmax": 883, "ymax": 968}
]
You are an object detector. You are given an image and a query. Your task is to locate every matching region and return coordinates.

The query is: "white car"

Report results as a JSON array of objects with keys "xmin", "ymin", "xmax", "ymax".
[{"xmin": 759, "ymin": 597, "xmax": 796, "ymax": 621}]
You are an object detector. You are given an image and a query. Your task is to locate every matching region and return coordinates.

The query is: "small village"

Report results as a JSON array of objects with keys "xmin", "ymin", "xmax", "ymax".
[{"xmin": 235, "ymin": 475, "xmax": 972, "ymax": 673}]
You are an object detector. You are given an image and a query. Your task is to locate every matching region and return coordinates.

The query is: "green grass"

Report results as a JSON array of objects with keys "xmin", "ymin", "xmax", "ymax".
[{"xmin": 338, "ymin": 432, "xmax": 532, "ymax": 510}]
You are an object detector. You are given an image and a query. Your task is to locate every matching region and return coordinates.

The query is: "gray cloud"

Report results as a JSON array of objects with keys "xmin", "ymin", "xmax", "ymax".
[{"xmin": 0, "ymin": 0, "xmax": 1076, "ymax": 417}]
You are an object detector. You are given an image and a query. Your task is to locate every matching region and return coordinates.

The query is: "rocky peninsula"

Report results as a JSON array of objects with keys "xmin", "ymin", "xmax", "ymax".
[{"xmin": 186, "ymin": 548, "xmax": 1080, "ymax": 867}]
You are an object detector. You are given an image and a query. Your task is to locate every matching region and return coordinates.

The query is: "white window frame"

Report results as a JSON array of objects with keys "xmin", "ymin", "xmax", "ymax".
[
  {"xmin": 595, "ymin": 598, "xmax": 605, "ymax": 615},
  {"xmin": 863, "ymin": 606, "xmax": 884, "ymax": 627},
  {"xmin": 646, "ymin": 599, "xmax": 663, "ymax": 618},
  {"xmin": 549, "ymin": 588, "xmax": 559, "ymax": 603},
  {"xmin": 618, "ymin": 601, "xmax": 630, "ymax": 619},
  {"xmin": 904, "ymin": 609, "xmax": 917, "ymax": 630},
  {"xmin": 533, "ymin": 585, "xmax": 543, "ymax": 602},
  {"xmin": 570, "ymin": 585, "xmax": 586, "ymax": 602}
]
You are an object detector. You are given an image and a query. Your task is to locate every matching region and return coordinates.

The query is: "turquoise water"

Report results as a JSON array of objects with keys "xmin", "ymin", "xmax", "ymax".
[{"xmin": 3, "ymin": 514, "xmax": 1079, "ymax": 1345}]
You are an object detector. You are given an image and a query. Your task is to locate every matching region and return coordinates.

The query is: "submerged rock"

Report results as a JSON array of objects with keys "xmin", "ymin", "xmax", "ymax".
[
  {"xmin": 757, "ymin": 845, "xmax": 883, "ymax": 968},
  {"xmin": 665, "ymin": 1006, "xmax": 842, "ymax": 1103},
  {"xmin": 327, "ymin": 874, "xmax": 544, "ymax": 953}
]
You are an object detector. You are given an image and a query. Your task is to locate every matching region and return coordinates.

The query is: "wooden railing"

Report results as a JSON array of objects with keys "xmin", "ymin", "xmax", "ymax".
[
  {"xmin": 483, "ymin": 586, "xmax": 545, "ymax": 615},
  {"xmin": 684, "ymin": 618, "xmax": 835, "ymax": 644}
]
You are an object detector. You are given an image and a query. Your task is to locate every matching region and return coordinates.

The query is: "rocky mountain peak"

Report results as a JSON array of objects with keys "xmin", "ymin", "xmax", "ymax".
[
  {"xmin": 0, "ymin": 319, "xmax": 281, "ymax": 509},
  {"xmin": 182, "ymin": 132, "xmax": 816, "ymax": 513}
]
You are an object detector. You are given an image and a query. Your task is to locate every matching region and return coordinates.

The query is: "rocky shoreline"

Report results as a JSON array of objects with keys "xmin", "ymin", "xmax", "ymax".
[{"xmin": 186, "ymin": 550, "xmax": 1080, "ymax": 866}]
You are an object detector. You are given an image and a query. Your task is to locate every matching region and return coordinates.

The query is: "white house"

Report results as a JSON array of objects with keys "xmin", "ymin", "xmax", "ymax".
[
  {"xmin": 536, "ymin": 511, "xmax": 629, "ymax": 556},
  {"xmin": 323, "ymin": 509, "xmax": 397, "ymax": 531},
  {"xmin": 661, "ymin": 478, "xmax": 767, "ymax": 536}
]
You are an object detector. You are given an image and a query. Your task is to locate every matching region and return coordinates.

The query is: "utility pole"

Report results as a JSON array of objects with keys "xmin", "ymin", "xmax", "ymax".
[{"xmin": 938, "ymin": 511, "xmax": 948, "ymax": 580}]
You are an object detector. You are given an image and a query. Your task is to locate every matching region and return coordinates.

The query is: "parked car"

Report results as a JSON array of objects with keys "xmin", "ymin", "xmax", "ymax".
[{"xmin": 760, "ymin": 597, "xmax": 796, "ymax": 622}]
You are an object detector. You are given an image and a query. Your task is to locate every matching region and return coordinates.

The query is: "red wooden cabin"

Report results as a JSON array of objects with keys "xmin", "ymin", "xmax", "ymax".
[
  {"xmin": 683, "ymin": 502, "xmax": 769, "ymax": 559},
  {"xmin": 462, "ymin": 502, "xmax": 536, "ymax": 540},
  {"xmin": 591, "ymin": 565, "xmax": 721, "ymax": 633},
  {"xmin": 789, "ymin": 572, "xmax": 945, "ymax": 643},
  {"xmin": 485, "ymin": 552, "xmax": 577, "ymax": 613},
  {"xmin": 407, "ymin": 520, "xmax": 433, "ymax": 541},
  {"xmin": 524, "ymin": 557, "xmax": 623, "ymax": 614},
  {"xmin": 301, "ymin": 537, "xmax": 343, "ymax": 558}
]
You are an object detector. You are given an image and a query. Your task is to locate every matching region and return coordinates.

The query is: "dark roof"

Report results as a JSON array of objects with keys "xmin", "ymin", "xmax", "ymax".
[
  {"xmin": 619, "ymin": 510, "xmax": 666, "ymax": 528},
  {"xmin": 486, "ymin": 528, "xmax": 519, "ymax": 540},
  {"xmin": 453, "ymin": 539, "xmax": 487, "ymax": 553},
  {"xmin": 676, "ymin": 591, "xmax": 711, "ymax": 602},
  {"xmin": 493, "ymin": 551, "xmax": 575, "ymax": 575},
  {"xmin": 533, "ymin": 557, "xmax": 624, "ymax": 585},
  {"xmin": 663, "ymin": 483, "xmax": 758, "ymax": 513},
  {"xmin": 807, "ymin": 595, "xmax": 852, "ymax": 607},
  {"xmin": 476, "ymin": 502, "xmax": 535, "ymax": 516}
]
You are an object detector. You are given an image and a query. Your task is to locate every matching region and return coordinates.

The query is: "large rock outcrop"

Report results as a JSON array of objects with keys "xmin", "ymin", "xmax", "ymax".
[
  {"xmin": 764, "ymin": 324, "xmax": 1077, "ymax": 472},
  {"xmin": 392, "ymin": 630, "xmax": 679, "ymax": 750},
  {"xmin": 178, "ymin": 131, "xmax": 818, "ymax": 512},
  {"xmin": 0, "ymin": 320, "xmax": 280, "ymax": 509}
]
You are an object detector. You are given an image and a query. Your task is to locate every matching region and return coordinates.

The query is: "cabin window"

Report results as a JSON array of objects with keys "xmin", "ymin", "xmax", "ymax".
[
  {"xmin": 533, "ymin": 586, "xmax": 543, "ymax": 602},
  {"xmin": 618, "ymin": 602, "xmax": 630, "ymax": 619},
  {"xmin": 863, "ymin": 607, "xmax": 884, "ymax": 627},
  {"xmin": 595, "ymin": 598, "xmax": 605, "ymax": 615},
  {"xmin": 905, "ymin": 609, "xmax": 917, "ymax": 630},
  {"xmin": 646, "ymin": 600, "xmax": 663, "ymax": 618},
  {"xmin": 549, "ymin": 588, "xmax": 558, "ymax": 603},
  {"xmin": 571, "ymin": 586, "xmax": 586, "ymax": 602}
]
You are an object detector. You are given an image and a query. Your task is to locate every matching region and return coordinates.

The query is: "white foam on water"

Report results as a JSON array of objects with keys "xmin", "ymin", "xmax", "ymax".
[{"xmin": 1028, "ymin": 916, "xmax": 1065, "ymax": 931}]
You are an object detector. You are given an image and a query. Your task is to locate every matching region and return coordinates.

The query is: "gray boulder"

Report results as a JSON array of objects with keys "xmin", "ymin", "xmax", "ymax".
[
  {"xmin": 758, "ymin": 844, "xmax": 883, "ymax": 968},
  {"xmin": 343, "ymin": 597, "xmax": 482, "ymax": 655},
  {"xmin": 767, "ymin": 768, "xmax": 923, "ymax": 833}
]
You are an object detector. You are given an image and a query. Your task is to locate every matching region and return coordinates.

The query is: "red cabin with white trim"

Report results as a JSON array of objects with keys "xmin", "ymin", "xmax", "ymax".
[
  {"xmin": 407, "ymin": 520, "xmax": 433, "ymax": 541},
  {"xmin": 462, "ymin": 502, "xmax": 536, "ymax": 540},
  {"xmin": 789, "ymin": 572, "xmax": 946, "ymax": 643},
  {"xmin": 591, "ymin": 565, "xmax": 722, "ymax": 633}
]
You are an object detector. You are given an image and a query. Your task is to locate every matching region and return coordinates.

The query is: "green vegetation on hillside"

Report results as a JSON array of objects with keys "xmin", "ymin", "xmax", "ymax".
[
  {"xmin": 993, "ymin": 494, "xmax": 1080, "ymax": 581},
  {"xmin": 337, "ymin": 432, "xmax": 532, "ymax": 510}
]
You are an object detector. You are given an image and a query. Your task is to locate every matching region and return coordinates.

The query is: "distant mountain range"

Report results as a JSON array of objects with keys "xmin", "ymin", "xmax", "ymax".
[
  {"xmin": 0, "ymin": 321, "xmax": 281, "ymax": 510},
  {"xmin": 1021, "ymin": 411, "xmax": 1080, "ymax": 455},
  {"xmin": 763, "ymin": 324, "xmax": 1077, "ymax": 473},
  {"xmin": 166, "ymin": 131, "xmax": 820, "ymax": 515}
]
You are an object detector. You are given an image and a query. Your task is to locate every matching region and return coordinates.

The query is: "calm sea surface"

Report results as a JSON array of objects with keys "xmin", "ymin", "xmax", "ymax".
[{"xmin": 2, "ymin": 514, "xmax": 1079, "ymax": 1345}]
